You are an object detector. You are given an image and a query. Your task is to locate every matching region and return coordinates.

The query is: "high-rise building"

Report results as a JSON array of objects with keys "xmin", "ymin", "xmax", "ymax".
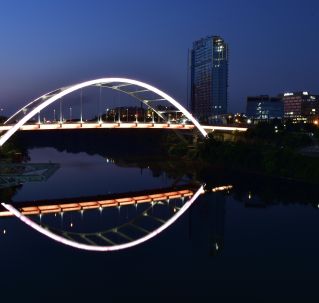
[
  {"xmin": 246, "ymin": 95, "xmax": 284, "ymax": 120},
  {"xmin": 190, "ymin": 36, "xmax": 228, "ymax": 123}
]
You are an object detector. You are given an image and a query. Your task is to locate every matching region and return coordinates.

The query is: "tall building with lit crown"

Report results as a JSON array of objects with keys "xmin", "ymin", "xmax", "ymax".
[{"xmin": 190, "ymin": 36, "xmax": 228, "ymax": 123}]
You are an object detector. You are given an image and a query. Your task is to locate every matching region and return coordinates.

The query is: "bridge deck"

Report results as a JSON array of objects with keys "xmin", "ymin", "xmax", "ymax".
[{"xmin": 0, "ymin": 122, "xmax": 247, "ymax": 132}]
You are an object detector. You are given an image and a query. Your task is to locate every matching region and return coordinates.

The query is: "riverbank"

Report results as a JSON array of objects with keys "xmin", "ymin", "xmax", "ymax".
[
  {"xmin": 7, "ymin": 126, "xmax": 319, "ymax": 185},
  {"xmin": 167, "ymin": 122, "xmax": 319, "ymax": 184}
]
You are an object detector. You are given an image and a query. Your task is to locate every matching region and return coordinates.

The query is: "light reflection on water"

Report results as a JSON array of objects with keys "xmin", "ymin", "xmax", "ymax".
[
  {"xmin": 2, "ymin": 185, "xmax": 205, "ymax": 252},
  {"xmin": 0, "ymin": 147, "xmax": 211, "ymax": 253},
  {"xmin": 1, "ymin": 145, "xmax": 319, "ymax": 300},
  {"xmin": 12, "ymin": 147, "xmax": 177, "ymax": 201}
]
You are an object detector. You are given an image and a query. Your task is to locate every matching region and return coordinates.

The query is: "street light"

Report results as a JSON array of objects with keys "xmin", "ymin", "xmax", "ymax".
[
  {"xmin": 105, "ymin": 108, "xmax": 109, "ymax": 122},
  {"xmin": 53, "ymin": 109, "xmax": 56, "ymax": 122},
  {"xmin": 118, "ymin": 108, "xmax": 121, "ymax": 123},
  {"xmin": 59, "ymin": 99, "xmax": 63, "ymax": 123},
  {"xmin": 69, "ymin": 107, "xmax": 72, "ymax": 122},
  {"xmin": 126, "ymin": 108, "xmax": 129, "ymax": 122},
  {"xmin": 0, "ymin": 108, "xmax": 3, "ymax": 124}
]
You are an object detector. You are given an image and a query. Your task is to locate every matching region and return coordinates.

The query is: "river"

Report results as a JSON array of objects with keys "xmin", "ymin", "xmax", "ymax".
[{"xmin": 0, "ymin": 130, "xmax": 319, "ymax": 302}]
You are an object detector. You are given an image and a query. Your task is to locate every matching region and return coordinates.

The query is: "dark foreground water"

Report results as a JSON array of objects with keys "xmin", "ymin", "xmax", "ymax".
[{"xmin": 1, "ymin": 132, "xmax": 319, "ymax": 302}]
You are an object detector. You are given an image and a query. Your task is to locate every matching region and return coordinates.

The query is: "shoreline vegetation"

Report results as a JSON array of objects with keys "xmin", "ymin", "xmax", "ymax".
[
  {"xmin": 167, "ymin": 121, "xmax": 319, "ymax": 184},
  {"xmin": 0, "ymin": 139, "xmax": 29, "ymax": 163}
]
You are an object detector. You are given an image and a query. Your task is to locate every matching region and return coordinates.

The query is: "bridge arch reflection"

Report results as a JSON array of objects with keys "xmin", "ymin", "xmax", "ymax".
[{"xmin": 1, "ymin": 185, "xmax": 204, "ymax": 252}]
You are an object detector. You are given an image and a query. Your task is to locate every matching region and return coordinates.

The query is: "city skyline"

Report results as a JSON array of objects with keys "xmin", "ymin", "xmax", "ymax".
[
  {"xmin": 1, "ymin": 2, "xmax": 319, "ymax": 299},
  {"xmin": 0, "ymin": 0, "xmax": 318, "ymax": 116}
]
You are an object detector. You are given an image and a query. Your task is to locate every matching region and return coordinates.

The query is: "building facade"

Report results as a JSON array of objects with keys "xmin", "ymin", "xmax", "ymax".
[
  {"xmin": 190, "ymin": 36, "xmax": 228, "ymax": 123},
  {"xmin": 246, "ymin": 95, "xmax": 284, "ymax": 120},
  {"xmin": 281, "ymin": 92, "xmax": 319, "ymax": 121}
]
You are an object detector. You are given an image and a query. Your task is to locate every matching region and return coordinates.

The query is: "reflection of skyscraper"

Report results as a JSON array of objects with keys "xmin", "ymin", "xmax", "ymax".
[
  {"xmin": 210, "ymin": 194, "xmax": 225, "ymax": 255},
  {"xmin": 189, "ymin": 192, "xmax": 225, "ymax": 256},
  {"xmin": 190, "ymin": 36, "xmax": 229, "ymax": 123}
]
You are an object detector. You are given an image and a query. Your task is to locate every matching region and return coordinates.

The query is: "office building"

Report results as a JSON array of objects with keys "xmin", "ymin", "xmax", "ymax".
[
  {"xmin": 281, "ymin": 91, "xmax": 319, "ymax": 120},
  {"xmin": 246, "ymin": 95, "xmax": 284, "ymax": 120},
  {"xmin": 190, "ymin": 36, "xmax": 228, "ymax": 123}
]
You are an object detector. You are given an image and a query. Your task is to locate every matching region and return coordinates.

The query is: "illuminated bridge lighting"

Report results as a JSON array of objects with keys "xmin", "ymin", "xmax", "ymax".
[
  {"xmin": 0, "ymin": 189, "xmax": 195, "ymax": 217},
  {"xmin": 0, "ymin": 122, "xmax": 247, "ymax": 133},
  {"xmin": 212, "ymin": 185, "xmax": 233, "ymax": 192},
  {"xmin": 0, "ymin": 184, "xmax": 233, "ymax": 218},
  {"xmin": 1, "ymin": 186, "xmax": 205, "ymax": 252},
  {"xmin": 0, "ymin": 78, "xmax": 210, "ymax": 146}
]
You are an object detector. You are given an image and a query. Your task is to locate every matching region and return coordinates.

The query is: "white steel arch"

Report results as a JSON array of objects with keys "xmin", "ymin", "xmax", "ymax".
[
  {"xmin": 1, "ymin": 185, "xmax": 204, "ymax": 252},
  {"xmin": 0, "ymin": 78, "xmax": 207, "ymax": 146}
]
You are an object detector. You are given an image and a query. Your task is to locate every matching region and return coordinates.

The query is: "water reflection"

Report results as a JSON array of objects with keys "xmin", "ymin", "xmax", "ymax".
[
  {"xmin": 0, "ymin": 162, "xmax": 59, "ymax": 189},
  {"xmin": 2, "ymin": 130, "xmax": 319, "ymax": 256},
  {"xmin": 2, "ymin": 185, "xmax": 205, "ymax": 251},
  {"xmin": 0, "ymin": 184, "xmax": 199, "ymax": 216}
]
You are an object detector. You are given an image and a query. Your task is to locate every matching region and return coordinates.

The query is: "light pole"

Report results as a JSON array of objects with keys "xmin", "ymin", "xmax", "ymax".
[
  {"xmin": 118, "ymin": 108, "xmax": 121, "ymax": 123},
  {"xmin": 53, "ymin": 109, "xmax": 56, "ymax": 122},
  {"xmin": 0, "ymin": 108, "xmax": 3, "ymax": 124},
  {"xmin": 80, "ymin": 89, "xmax": 83, "ymax": 123},
  {"xmin": 59, "ymin": 99, "xmax": 63, "ymax": 123},
  {"xmin": 105, "ymin": 108, "xmax": 109, "ymax": 122},
  {"xmin": 69, "ymin": 107, "xmax": 72, "ymax": 122},
  {"xmin": 126, "ymin": 108, "xmax": 128, "ymax": 122}
]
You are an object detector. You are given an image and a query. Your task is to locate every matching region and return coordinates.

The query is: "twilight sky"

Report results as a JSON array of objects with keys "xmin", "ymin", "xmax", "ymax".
[{"xmin": 0, "ymin": 0, "xmax": 318, "ymax": 115}]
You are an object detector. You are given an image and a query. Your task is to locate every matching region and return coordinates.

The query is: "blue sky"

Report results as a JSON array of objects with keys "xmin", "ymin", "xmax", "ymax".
[{"xmin": 0, "ymin": 0, "xmax": 318, "ymax": 114}]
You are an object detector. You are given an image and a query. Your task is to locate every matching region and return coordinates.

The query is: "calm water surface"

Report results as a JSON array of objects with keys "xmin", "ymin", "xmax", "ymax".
[{"xmin": 1, "ymin": 138, "xmax": 319, "ymax": 302}]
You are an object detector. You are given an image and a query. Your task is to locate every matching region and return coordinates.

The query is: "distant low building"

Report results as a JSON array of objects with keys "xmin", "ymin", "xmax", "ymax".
[
  {"xmin": 104, "ymin": 105, "xmax": 184, "ymax": 123},
  {"xmin": 246, "ymin": 95, "xmax": 283, "ymax": 120},
  {"xmin": 281, "ymin": 91, "xmax": 319, "ymax": 121}
]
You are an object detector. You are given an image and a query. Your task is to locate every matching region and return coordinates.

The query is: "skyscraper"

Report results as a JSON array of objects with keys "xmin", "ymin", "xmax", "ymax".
[{"xmin": 190, "ymin": 36, "xmax": 228, "ymax": 123}]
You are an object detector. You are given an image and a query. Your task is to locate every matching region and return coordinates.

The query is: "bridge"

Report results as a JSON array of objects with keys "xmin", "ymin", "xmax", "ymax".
[
  {"xmin": 0, "ymin": 77, "xmax": 237, "ymax": 252},
  {"xmin": 0, "ymin": 121, "xmax": 247, "ymax": 132},
  {"xmin": 0, "ymin": 183, "xmax": 232, "ymax": 251},
  {"xmin": 0, "ymin": 77, "xmax": 247, "ymax": 146}
]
